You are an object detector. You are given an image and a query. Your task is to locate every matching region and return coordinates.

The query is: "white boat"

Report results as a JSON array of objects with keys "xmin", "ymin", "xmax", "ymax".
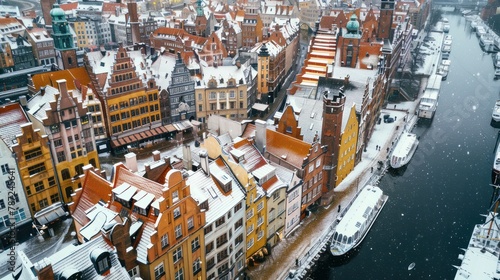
[
  {"xmin": 480, "ymin": 34, "xmax": 499, "ymax": 53},
  {"xmin": 437, "ymin": 65, "xmax": 449, "ymax": 80},
  {"xmin": 330, "ymin": 185, "xmax": 388, "ymax": 256},
  {"xmin": 471, "ymin": 20, "xmax": 478, "ymax": 31},
  {"xmin": 493, "ymin": 53, "xmax": 500, "ymax": 68},
  {"xmin": 477, "ymin": 26, "xmax": 487, "ymax": 38},
  {"xmin": 493, "ymin": 100, "xmax": 500, "ymax": 122},
  {"xmin": 454, "ymin": 198, "xmax": 500, "ymax": 279},
  {"xmin": 390, "ymin": 133, "xmax": 419, "ymax": 168},
  {"xmin": 493, "ymin": 139, "xmax": 500, "ymax": 184},
  {"xmin": 418, "ymin": 74, "xmax": 441, "ymax": 119},
  {"xmin": 443, "ymin": 24, "xmax": 450, "ymax": 33}
]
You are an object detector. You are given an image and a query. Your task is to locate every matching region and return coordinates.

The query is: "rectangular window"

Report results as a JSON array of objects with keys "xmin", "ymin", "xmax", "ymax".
[
  {"xmin": 175, "ymin": 224, "xmax": 182, "ymax": 239},
  {"xmin": 173, "ymin": 207, "xmax": 181, "ymax": 219},
  {"xmin": 39, "ymin": 198, "xmax": 48, "ymax": 209},
  {"xmin": 235, "ymin": 218, "xmax": 243, "ymax": 230},
  {"xmin": 173, "ymin": 247, "xmax": 183, "ymax": 263},
  {"xmin": 187, "ymin": 216, "xmax": 194, "ymax": 230},
  {"xmin": 174, "ymin": 268, "xmax": 183, "ymax": 280},
  {"xmin": 215, "ymin": 216, "xmax": 225, "ymax": 227},
  {"xmin": 216, "ymin": 233, "xmax": 228, "ymax": 248},
  {"xmin": 234, "ymin": 202, "xmax": 242, "ymax": 212},
  {"xmin": 28, "ymin": 163, "xmax": 46, "ymax": 176},
  {"xmin": 161, "ymin": 233, "xmax": 169, "ymax": 248},
  {"xmin": 154, "ymin": 263, "xmax": 165, "ymax": 280},
  {"xmin": 50, "ymin": 193, "xmax": 60, "ymax": 203},
  {"xmin": 191, "ymin": 237, "xmax": 200, "ymax": 252},
  {"xmin": 206, "ymin": 241, "xmax": 214, "ymax": 254},
  {"xmin": 34, "ymin": 181, "xmax": 45, "ymax": 192},
  {"xmin": 24, "ymin": 148, "xmax": 42, "ymax": 160},
  {"xmin": 204, "ymin": 224, "xmax": 213, "ymax": 235},
  {"xmin": 0, "ymin": 199, "xmax": 4, "ymax": 209}
]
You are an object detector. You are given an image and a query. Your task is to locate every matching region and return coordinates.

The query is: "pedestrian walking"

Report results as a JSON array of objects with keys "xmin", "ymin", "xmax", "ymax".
[
  {"xmin": 338, "ymin": 205, "xmax": 341, "ymax": 212},
  {"xmin": 386, "ymin": 147, "xmax": 390, "ymax": 153},
  {"xmin": 371, "ymin": 167, "xmax": 373, "ymax": 173},
  {"xmin": 376, "ymin": 145, "xmax": 378, "ymax": 150},
  {"xmin": 395, "ymin": 116, "xmax": 397, "ymax": 121}
]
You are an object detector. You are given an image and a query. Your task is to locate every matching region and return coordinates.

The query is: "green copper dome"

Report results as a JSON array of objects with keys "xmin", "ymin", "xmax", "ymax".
[
  {"xmin": 346, "ymin": 14, "xmax": 359, "ymax": 33},
  {"xmin": 50, "ymin": 4, "xmax": 65, "ymax": 18}
]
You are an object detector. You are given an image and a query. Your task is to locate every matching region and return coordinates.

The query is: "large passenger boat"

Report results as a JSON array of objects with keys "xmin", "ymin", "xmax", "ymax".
[
  {"xmin": 454, "ymin": 196, "xmax": 500, "ymax": 279},
  {"xmin": 330, "ymin": 185, "xmax": 388, "ymax": 256},
  {"xmin": 418, "ymin": 74, "xmax": 442, "ymax": 119},
  {"xmin": 390, "ymin": 133, "xmax": 419, "ymax": 169}
]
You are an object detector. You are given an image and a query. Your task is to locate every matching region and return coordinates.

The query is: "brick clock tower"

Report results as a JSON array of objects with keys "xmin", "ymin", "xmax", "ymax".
[
  {"xmin": 321, "ymin": 81, "xmax": 346, "ymax": 205},
  {"xmin": 51, "ymin": 4, "xmax": 78, "ymax": 70},
  {"xmin": 378, "ymin": 0, "xmax": 395, "ymax": 40}
]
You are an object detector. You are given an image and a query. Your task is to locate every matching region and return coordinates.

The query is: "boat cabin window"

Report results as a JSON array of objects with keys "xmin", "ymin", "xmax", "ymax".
[
  {"xmin": 337, "ymin": 233, "xmax": 343, "ymax": 242},
  {"xmin": 342, "ymin": 235, "xmax": 347, "ymax": 243},
  {"xmin": 348, "ymin": 237, "xmax": 353, "ymax": 244},
  {"xmin": 333, "ymin": 232, "xmax": 338, "ymax": 241}
]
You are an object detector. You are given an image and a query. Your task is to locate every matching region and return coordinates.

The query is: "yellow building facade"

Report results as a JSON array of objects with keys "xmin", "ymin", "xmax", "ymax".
[
  {"xmin": 12, "ymin": 123, "xmax": 60, "ymax": 217},
  {"xmin": 335, "ymin": 105, "xmax": 359, "ymax": 186}
]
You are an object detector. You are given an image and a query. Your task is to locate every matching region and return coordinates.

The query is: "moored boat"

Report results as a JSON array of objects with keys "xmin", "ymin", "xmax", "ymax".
[
  {"xmin": 330, "ymin": 185, "xmax": 388, "ymax": 256},
  {"xmin": 418, "ymin": 74, "xmax": 441, "ymax": 119},
  {"xmin": 492, "ymin": 100, "xmax": 500, "ymax": 122},
  {"xmin": 454, "ymin": 196, "xmax": 500, "ymax": 279},
  {"xmin": 390, "ymin": 133, "xmax": 419, "ymax": 169}
]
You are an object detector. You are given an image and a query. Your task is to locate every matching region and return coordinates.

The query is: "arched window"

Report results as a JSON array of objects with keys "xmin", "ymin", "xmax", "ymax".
[{"xmin": 61, "ymin": 168, "xmax": 71, "ymax": 181}]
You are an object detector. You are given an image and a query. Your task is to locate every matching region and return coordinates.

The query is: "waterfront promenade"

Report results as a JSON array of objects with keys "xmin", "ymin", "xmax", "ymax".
[{"xmin": 246, "ymin": 101, "xmax": 420, "ymax": 280}]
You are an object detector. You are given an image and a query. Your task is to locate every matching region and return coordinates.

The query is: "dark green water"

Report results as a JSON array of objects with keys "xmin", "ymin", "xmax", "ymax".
[{"xmin": 310, "ymin": 13, "xmax": 500, "ymax": 279}]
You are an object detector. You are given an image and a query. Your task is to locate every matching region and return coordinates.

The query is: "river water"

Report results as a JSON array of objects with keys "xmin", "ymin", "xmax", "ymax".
[{"xmin": 310, "ymin": 13, "xmax": 500, "ymax": 279}]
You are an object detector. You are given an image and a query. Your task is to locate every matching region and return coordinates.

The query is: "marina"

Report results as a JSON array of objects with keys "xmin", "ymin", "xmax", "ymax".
[{"xmin": 309, "ymin": 13, "xmax": 500, "ymax": 279}]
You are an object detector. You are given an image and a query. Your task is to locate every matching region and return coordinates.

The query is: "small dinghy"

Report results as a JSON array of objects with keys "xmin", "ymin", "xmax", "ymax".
[{"xmin": 408, "ymin": 262, "xmax": 416, "ymax": 270}]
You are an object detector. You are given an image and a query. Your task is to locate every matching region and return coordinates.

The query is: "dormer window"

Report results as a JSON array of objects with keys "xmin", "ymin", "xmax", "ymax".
[{"xmin": 90, "ymin": 248, "xmax": 111, "ymax": 275}]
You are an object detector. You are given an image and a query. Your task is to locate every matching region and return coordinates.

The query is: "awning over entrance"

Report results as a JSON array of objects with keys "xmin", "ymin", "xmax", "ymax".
[
  {"xmin": 34, "ymin": 202, "xmax": 67, "ymax": 225},
  {"xmin": 110, "ymin": 124, "xmax": 178, "ymax": 148},
  {"xmin": 252, "ymin": 103, "xmax": 269, "ymax": 111}
]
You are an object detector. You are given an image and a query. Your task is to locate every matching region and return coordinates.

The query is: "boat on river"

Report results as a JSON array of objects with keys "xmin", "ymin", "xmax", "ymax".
[
  {"xmin": 330, "ymin": 185, "xmax": 388, "ymax": 256},
  {"xmin": 493, "ymin": 137, "xmax": 500, "ymax": 185},
  {"xmin": 492, "ymin": 100, "xmax": 500, "ymax": 122},
  {"xmin": 454, "ymin": 196, "xmax": 500, "ymax": 279},
  {"xmin": 390, "ymin": 133, "xmax": 419, "ymax": 169},
  {"xmin": 418, "ymin": 74, "xmax": 441, "ymax": 119}
]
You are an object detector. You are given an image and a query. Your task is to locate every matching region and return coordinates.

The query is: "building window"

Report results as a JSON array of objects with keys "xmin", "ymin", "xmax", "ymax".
[
  {"xmin": 34, "ymin": 181, "xmax": 45, "ymax": 192},
  {"xmin": 154, "ymin": 263, "xmax": 165, "ymax": 280},
  {"xmin": 38, "ymin": 198, "xmax": 48, "ymax": 209},
  {"xmin": 206, "ymin": 241, "xmax": 214, "ymax": 254},
  {"xmin": 173, "ymin": 207, "xmax": 181, "ymax": 219},
  {"xmin": 216, "ymin": 233, "xmax": 228, "ymax": 248},
  {"xmin": 191, "ymin": 236, "xmax": 200, "ymax": 252},
  {"xmin": 61, "ymin": 169, "xmax": 71, "ymax": 180},
  {"xmin": 215, "ymin": 216, "xmax": 225, "ymax": 227},
  {"xmin": 235, "ymin": 218, "xmax": 243, "ymax": 230},
  {"xmin": 234, "ymin": 202, "xmax": 242, "ymax": 212},
  {"xmin": 187, "ymin": 216, "xmax": 194, "ymax": 230},
  {"xmin": 193, "ymin": 258, "xmax": 201, "ymax": 275},
  {"xmin": 173, "ymin": 247, "xmax": 183, "ymax": 263},
  {"xmin": 50, "ymin": 193, "xmax": 60, "ymax": 203},
  {"xmin": 175, "ymin": 224, "xmax": 182, "ymax": 239},
  {"xmin": 0, "ymin": 199, "xmax": 4, "ymax": 209},
  {"xmin": 174, "ymin": 268, "xmax": 183, "ymax": 280},
  {"xmin": 204, "ymin": 224, "xmax": 213, "ymax": 235},
  {"xmin": 28, "ymin": 163, "xmax": 45, "ymax": 176},
  {"xmin": 161, "ymin": 233, "xmax": 169, "ymax": 248}
]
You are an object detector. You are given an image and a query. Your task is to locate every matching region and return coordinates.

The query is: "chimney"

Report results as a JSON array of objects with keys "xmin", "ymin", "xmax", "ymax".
[
  {"xmin": 124, "ymin": 152, "xmax": 138, "ymax": 172},
  {"xmin": 255, "ymin": 119, "xmax": 267, "ymax": 154},
  {"xmin": 35, "ymin": 260, "xmax": 54, "ymax": 280},
  {"xmin": 182, "ymin": 144, "xmax": 192, "ymax": 171},
  {"xmin": 56, "ymin": 79, "xmax": 68, "ymax": 94},
  {"xmin": 199, "ymin": 150, "xmax": 209, "ymax": 176},
  {"xmin": 152, "ymin": 150, "xmax": 161, "ymax": 161}
]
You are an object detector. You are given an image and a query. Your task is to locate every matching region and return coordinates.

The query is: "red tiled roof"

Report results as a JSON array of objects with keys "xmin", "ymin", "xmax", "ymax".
[
  {"xmin": 112, "ymin": 163, "xmax": 165, "ymax": 199},
  {"xmin": 59, "ymin": 2, "xmax": 78, "ymax": 11},
  {"xmin": 71, "ymin": 169, "xmax": 113, "ymax": 225},
  {"xmin": 265, "ymin": 129, "xmax": 311, "ymax": 169},
  {"xmin": 31, "ymin": 67, "xmax": 91, "ymax": 92},
  {"xmin": 0, "ymin": 103, "xmax": 28, "ymax": 146}
]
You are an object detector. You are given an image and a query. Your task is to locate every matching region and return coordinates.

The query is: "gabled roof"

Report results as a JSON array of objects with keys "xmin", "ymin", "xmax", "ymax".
[
  {"xmin": 71, "ymin": 169, "xmax": 113, "ymax": 225},
  {"xmin": 187, "ymin": 157, "xmax": 245, "ymax": 224},
  {"xmin": 59, "ymin": 2, "xmax": 78, "ymax": 11},
  {"xmin": 112, "ymin": 163, "xmax": 165, "ymax": 199},
  {"xmin": 0, "ymin": 103, "xmax": 28, "ymax": 148},
  {"xmin": 229, "ymin": 138, "xmax": 267, "ymax": 172},
  {"xmin": 266, "ymin": 129, "xmax": 311, "ymax": 169}
]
